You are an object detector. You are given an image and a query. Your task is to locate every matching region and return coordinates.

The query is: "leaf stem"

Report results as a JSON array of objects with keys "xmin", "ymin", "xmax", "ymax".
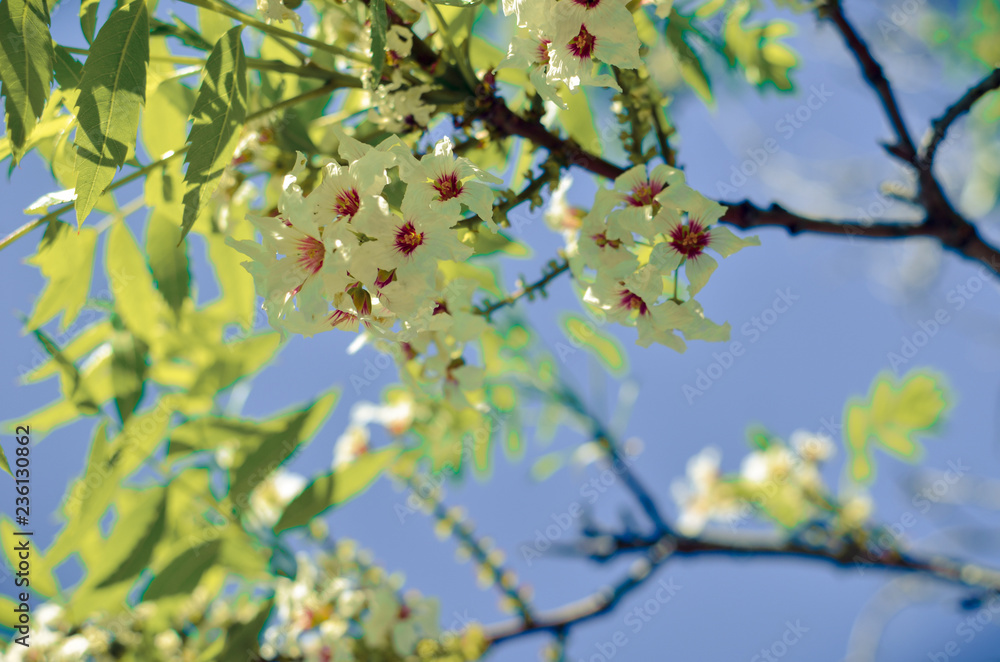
[{"xmin": 175, "ymin": 0, "xmax": 370, "ymax": 65}]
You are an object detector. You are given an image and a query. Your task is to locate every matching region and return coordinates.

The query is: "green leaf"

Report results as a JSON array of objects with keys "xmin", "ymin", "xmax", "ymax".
[
  {"xmin": 24, "ymin": 319, "xmax": 111, "ymax": 383},
  {"xmin": 0, "ymin": 0, "xmax": 54, "ymax": 162},
  {"xmin": 722, "ymin": 1, "xmax": 797, "ymax": 91},
  {"xmin": 94, "ymin": 487, "xmax": 167, "ymax": 588},
  {"xmin": 216, "ymin": 599, "xmax": 273, "ymax": 660},
  {"xmin": 143, "ymin": 538, "xmax": 221, "ymax": 600},
  {"xmin": 73, "ymin": 0, "xmax": 149, "ymax": 226},
  {"xmin": 180, "ymin": 25, "xmax": 248, "ymax": 240},
  {"xmin": 181, "ymin": 333, "xmax": 282, "ymax": 411},
  {"xmin": 168, "ymin": 390, "xmax": 337, "ymax": 499},
  {"xmin": 560, "ymin": 313, "xmax": 627, "ymax": 375},
  {"xmin": 0, "ymin": 442, "xmax": 11, "ymax": 478},
  {"xmin": 665, "ymin": 9, "xmax": 713, "ymax": 105},
  {"xmin": 556, "ymin": 88, "xmax": 600, "ymax": 154},
  {"xmin": 80, "ymin": 0, "xmax": 100, "ymax": 42},
  {"xmin": 142, "ymin": 78, "xmax": 195, "ymax": 162},
  {"xmin": 843, "ymin": 370, "xmax": 949, "ymax": 483},
  {"xmin": 110, "ymin": 328, "xmax": 147, "ymax": 423},
  {"xmin": 28, "ymin": 325, "xmax": 101, "ymax": 414},
  {"xmin": 275, "ymin": 447, "xmax": 399, "ymax": 533},
  {"xmin": 107, "ymin": 221, "xmax": 164, "ymax": 343},
  {"xmin": 369, "ymin": 0, "xmax": 388, "ymax": 86},
  {"xmin": 1, "ymin": 518, "xmax": 60, "ymax": 598},
  {"xmin": 25, "ymin": 225, "xmax": 98, "ymax": 331},
  {"xmin": 231, "ymin": 390, "xmax": 338, "ymax": 498},
  {"xmin": 146, "ymin": 208, "xmax": 190, "ymax": 314},
  {"xmin": 530, "ymin": 451, "xmax": 565, "ymax": 482},
  {"xmin": 52, "ymin": 44, "xmax": 84, "ymax": 110},
  {"xmin": 198, "ymin": 6, "xmax": 233, "ymax": 45}
]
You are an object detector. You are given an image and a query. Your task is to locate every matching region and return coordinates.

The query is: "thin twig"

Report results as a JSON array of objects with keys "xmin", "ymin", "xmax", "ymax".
[
  {"xmin": 922, "ymin": 67, "xmax": 1000, "ymax": 166},
  {"xmin": 473, "ymin": 260, "xmax": 570, "ymax": 319},
  {"xmin": 404, "ymin": 476, "xmax": 536, "ymax": 626}
]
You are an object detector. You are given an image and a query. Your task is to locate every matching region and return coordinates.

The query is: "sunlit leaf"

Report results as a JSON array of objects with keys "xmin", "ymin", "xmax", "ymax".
[
  {"xmin": 73, "ymin": 0, "xmax": 149, "ymax": 226},
  {"xmin": 0, "ymin": 0, "xmax": 53, "ymax": 162},
  {"xmin": 180, "ymin": 25, "xmax": 248, "ymax": 239},
  {"xmin": 107, "ymin": 221, "xmax": 165, "ymax": 344}
]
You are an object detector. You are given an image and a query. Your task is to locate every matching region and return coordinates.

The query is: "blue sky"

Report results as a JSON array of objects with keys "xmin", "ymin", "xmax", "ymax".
[{"xmin": 3, "ymin": 1, "xmax": 1000, "ymax": 660}]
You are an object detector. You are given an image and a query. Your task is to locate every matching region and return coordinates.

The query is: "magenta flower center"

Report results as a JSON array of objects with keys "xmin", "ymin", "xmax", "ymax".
[
  {"xmin": 669, "ymin": 221, "xmax": 711, "ymax": 259},
  {"xmin": 572, "ymin": 0, "xmax": 601, "ymax": 8},
  {"xmin": 536, "ymin": 38, "xmax": 552, "ymax": 65},
  {"xmin": 627, "ymin": 180, "xmax": 664, "ymax": 207},
  {"xmin": 619, "ymin": 289, "xmax": 648, "ymax": 316},
  {"xmin": 394, "ymin": 222, "xmax": 425, "ymax": 256},
  {"xmin": 296, "ymin": 236, "xmax": 325, "ymax": 275},
  {"xmin": 567, "ymin": 25, "xmax": 596, "ymax": 59},
  {"xmin": 433, "ymin": 172, "xmax": 464, "ymax": 201},
  {"xmin": 334, "ymin": 188, "xmax": 361, "ymax": 219}
]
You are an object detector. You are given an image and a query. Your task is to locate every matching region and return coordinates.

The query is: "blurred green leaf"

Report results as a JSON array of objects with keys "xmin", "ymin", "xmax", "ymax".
[
  {"xmin": 80, "ymin": 0, "xmax": 99, "ymax": 42},
  {"xmin": 110, "ymin": 328, "xmax": 147, "ymax": 423},
  {"xmin": 560, "ymin": 313, "xmax": 627, "ymax": 375},
  {"xmin": 665, "ymin": 8, "xmax": 713, "ymax": 104},
  {"xmin": 108, "ymin": 221, "xmax": 165, "ymax": 344},
  {"xmin": 25, "ymin": 225, "xmax": 98, "ymax": 332},
  {"xmin": 275, "ymin": 447, "xmax": 399, "ymax": 533},
  {"xmin": 0, "ymin": 442, "xmax": 11, "ymax": 478},
  {"xmin": 146, "ymin": 208, "xmax": 191, "ymax": 314},
  {"xmin": 722, "ymin": 1, "xmax": 798, "ymax": 91},
  {"xmin": 844, "ymin": 370, "xmax": 949, "ymax": 483}
]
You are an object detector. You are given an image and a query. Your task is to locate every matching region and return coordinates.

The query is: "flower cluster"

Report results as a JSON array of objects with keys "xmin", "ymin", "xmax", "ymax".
[
  {"xmin": 500, "ymin": 0, "xmax": 644, "ymax": 101},
  {"xmin": 1, "ymin": 543, "xmax": 488, "ymax": 662},
  {"xmin": 229, "ymin": 129, "xmax": 499, "ymax": 344},
  {"xmin": 557, "ymin": 164, "xmax": 759, "ymax": 350},
  {"xmin": 671, "ymin": 429, "xmax": 848, "ymax": 535}
]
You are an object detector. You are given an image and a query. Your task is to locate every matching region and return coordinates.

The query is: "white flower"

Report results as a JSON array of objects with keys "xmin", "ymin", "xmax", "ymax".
[
  {"xmin": 256, "ymin": 0, "xmax": 303, "ymax": 32},
  {"xmin": 368, "ymin": 71, "xmax": 435, "ymax": 133},
  {"xmin": 740, "ymin": 447, "xmax": 796, "ymax": 485},
  {"xmin": 248, "ymin": 471, "xmax": 307, "ymax": 529},
  {"xmin": 671, "ymin": 447, "xmax": 740, "ymax": 535},
  {"xmin": 334, "ymin": 425, "xmax": 370, "ymax": 468},
  {"xmin": 394, "ymin": 136, "xmax": 502, "ymax": 231},
  {"xmin": 790, "ymin": 429, "xmax": 836, "ymax": 463},
  {"xmin": 647, "ymin": 188, "xmax": 760, "ymax": 295},
  {"xmin": 546, "ymin": 0, "xmax": 643, "ymax": 92},
  {"xmin": 499, "ymin": 31, "xmax": 566, "ymax": 108}
]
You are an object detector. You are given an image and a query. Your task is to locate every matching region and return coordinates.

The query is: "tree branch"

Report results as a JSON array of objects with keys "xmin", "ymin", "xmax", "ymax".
[
  {"xmin": 720, "ymin": 200, "xmax": 1000, "ymax": 276},
  {"xmin": 473, "ymin": 260, "xmax": 570, "ymax": 319},
  {"xmin": 822, "ymin": 0, "xmax": 918, "ymax": 164},
  {"xmin": 922, "ymin": 67, "xmax": 1000, "ymax": 166},
  {"xmin": 485, "ymin": 528, "xmax": 1000, "ymax": 646}
]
